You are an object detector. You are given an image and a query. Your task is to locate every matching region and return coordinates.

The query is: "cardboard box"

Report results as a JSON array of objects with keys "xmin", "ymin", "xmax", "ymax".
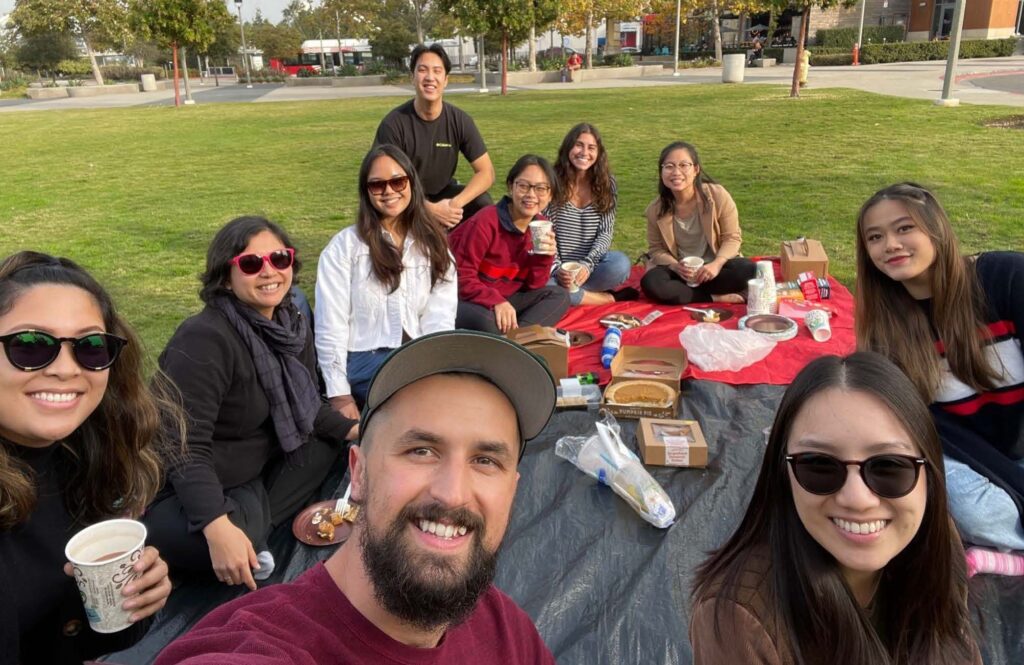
[
  {"xmin": 601, "ymin": 346, "xmax": 686, "ymax": 419},
  {"xmin": 780, "ymin": 238, "xmax": 829, "ymax": 282},
  {"xmin": 507, "ymin": 325, "xmax": 569, "ymax": 380},
  {"xmin": 637, "ymin": 418, "xmax": 708, "ymax": 468}
]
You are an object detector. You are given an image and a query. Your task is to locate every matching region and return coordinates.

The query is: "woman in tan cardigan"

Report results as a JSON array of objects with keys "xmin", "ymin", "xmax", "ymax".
[{"xmin": 639, "ymin": 141, "xmax": 755, "ymax": 305}]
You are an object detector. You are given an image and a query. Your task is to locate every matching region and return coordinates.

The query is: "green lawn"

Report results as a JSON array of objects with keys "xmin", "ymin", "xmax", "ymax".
[{"xmin": 1, "ymin": 84, "xmax": 1022, "ymax": 364}]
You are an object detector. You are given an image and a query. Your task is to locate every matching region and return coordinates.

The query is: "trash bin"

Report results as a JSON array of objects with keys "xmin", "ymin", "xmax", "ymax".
[
  {"xmin": 722, "ymin": 53, "xmax": 745, "ymax": 83},
  {"xmin": 140, "ymin": 74, "xmax": 158, "ymax": 92}
]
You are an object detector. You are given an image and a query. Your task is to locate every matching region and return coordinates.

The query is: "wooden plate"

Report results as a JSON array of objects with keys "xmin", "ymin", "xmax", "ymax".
[{"xmin": 292, "ymin": 500, "xmax": 354, "ymax": 547}]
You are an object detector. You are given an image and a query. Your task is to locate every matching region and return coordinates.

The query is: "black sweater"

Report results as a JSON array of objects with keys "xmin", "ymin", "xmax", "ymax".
[
  {"xmin": 158, "ymin": 305, "xmax": 355, "ymax": 532},
  {"xmin": 0, "ymin": 443, "xmax": 148, "ymax": 665}
]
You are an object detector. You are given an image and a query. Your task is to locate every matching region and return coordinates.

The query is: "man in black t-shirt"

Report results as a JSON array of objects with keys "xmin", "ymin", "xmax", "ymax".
[{"xmin": 374, "ymin": 44, "xmax": 495, "ymax": 229}]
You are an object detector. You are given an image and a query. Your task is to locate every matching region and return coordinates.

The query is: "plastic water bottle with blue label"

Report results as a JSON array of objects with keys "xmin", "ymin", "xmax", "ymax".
[{"xmin": 601, "ymin": 327, "xmax": 622, "ymax": 369}]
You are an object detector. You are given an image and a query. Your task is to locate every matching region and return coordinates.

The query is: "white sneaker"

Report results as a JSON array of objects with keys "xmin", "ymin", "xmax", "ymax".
[{"xmin": 253, "ymin": 550, "xmax": 275, "ymax": 581}]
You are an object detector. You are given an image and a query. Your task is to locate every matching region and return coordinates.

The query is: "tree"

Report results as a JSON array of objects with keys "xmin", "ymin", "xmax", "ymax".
[
  {"xmin": 131, "ymin": 0, "xmax": 232, "ymax": 106},
  {"xmin": 15, "ymin": 30, "xmax": 78, "ymax": 80},
  {"xmin": 557, "ymin": 0, "xmax": 645, "ymax": 69},
  {"xmin": 769, "ymin": 0, "xmax": 853, "ymax": 96},
  {"xmin": 250, "ymin": 21, "xmax": 303, "ymax": 62},
  {"xmin": 10, "ymin": 0, "xmax": 132, "ymax": 86}
]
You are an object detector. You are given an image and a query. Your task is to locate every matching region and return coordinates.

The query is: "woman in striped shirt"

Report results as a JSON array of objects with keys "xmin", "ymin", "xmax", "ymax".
[{"xmin": 547, "ymin": 124, "xmax": 634, "ymax": 306}]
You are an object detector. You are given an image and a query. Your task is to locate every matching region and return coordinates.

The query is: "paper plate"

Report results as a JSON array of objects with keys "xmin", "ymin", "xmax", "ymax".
[
  {"xmin": 687, "ymin": 307, "xmax": 735, "ymax": 323},
  {"xmin": 292, "ymin": 500, "xmax": 355, "ymax": 547},
  {"xmin": 738, "ymin": 314, "xmax": 798, "ymax": 342},
  {"xmin": 567, "ymin": 330, "xmax": 596, "ymax": 347}
]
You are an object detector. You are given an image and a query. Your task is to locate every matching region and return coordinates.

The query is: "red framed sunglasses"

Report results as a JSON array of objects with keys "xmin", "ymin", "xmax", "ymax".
[{"xmin": 230, "ymin": 248, "xmax": 295, "ymax": 275}]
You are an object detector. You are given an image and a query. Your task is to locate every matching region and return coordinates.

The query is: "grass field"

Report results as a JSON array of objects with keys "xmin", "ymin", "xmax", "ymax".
[{"xmin": 1, "ymin": 84, "xmax": 1023, "ymax": 364}]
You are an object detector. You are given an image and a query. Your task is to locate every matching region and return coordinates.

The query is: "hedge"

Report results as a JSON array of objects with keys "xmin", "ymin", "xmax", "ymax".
[
  {"xmin": 100, "ymin": 65, "xmax": 167, "ymax": 81},
  {"xmin": 811, "ymin": 53, "xmax": 855, "ymax": 66},
  {"xmin": 860, "ymin": 37, "xmax": 1017, "ymax": 64},
  {"xmin": 816, "ymin": 26, "xmax": 906, "ymax": 48}
]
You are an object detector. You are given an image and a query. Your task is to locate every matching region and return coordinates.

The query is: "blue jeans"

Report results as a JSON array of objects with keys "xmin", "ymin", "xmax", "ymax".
[
  {"xmin": 347, "ymin": 349, "xmax": 392, "ymax": 408},
  {"xmin": 550, "ymin": 251, "xmax": 632, "ymax": 306},
  {"xmin": 945, "ymin": 455, "xmax": 1024, "ymax": 551}
]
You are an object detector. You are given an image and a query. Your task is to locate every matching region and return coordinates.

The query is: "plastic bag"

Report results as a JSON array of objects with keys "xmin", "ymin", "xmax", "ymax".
[
  {"xmin": 555, "ymin": 412, "xmax": 676, "ymax": 529},
  {"xmin": 679, "ymin": 322, "xmax": 776, "ymax": 372}
]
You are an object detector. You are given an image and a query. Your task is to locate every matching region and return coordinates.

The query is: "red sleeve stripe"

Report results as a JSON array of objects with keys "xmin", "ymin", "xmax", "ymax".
[
  {"xmin": 934, "ymin": 320, "xmax": 1016, "ymax": 356},
  {"xmin": 941, "ymin": 385, "xmax": 1024, "ymax": 417}
]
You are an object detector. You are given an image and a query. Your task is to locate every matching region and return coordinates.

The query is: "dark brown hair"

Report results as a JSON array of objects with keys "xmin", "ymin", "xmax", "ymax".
[
  {"xmin": 552, "ymin": 123, "xmax": 615, "ymax": 213},
  {"xmin": 199, "ymin": 216, "xmax": 302, "ymax": 304},
  {"xmin": 0, "ymin": 251, "xmax": 185, "ymax": 529},
  {"xmin": 855, "ymin": 182, "xmax": 999, "ymax": 401},
  {"xmin": 357, "ymin": 144, "xmax": 452, "ymax": 293},
  {"xmin": 693, "ymin": 352, "xmax": 975, "ymax": 665},
  {"xmin": 656, "ymin": 141, "xmax": 717, "ymax": 217}
]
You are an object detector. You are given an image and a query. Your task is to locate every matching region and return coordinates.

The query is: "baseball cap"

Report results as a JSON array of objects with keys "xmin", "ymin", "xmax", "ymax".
[{"xmin": 361, "ymin": 330, "xmax": 557, "ymax": 459}]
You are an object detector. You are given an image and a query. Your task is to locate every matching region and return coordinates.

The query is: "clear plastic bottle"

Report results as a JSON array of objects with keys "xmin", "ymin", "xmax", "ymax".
[{"xmin": 601, "ymin": 327, "xmax": 622, "ymax": 369}]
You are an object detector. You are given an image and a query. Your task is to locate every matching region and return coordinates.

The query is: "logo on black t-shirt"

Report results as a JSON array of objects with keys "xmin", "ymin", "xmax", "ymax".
[{"xmin": 435, "ymin": 142, "xmax": 453, "ymax": 148}]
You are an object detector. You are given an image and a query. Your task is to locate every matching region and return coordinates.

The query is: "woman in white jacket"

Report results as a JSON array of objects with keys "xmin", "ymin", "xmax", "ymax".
[{"xmin": 315, "ymin": 144, "xmax": 457, "ymax": 420}]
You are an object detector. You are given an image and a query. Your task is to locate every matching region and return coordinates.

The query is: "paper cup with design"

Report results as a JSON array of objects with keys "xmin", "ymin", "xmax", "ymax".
[
  {"xmin": 805, "ymin": 309, "xmax": 832, "ymax": 342},
  {"xmin": 528, "ymin": 220, "xmax": 553, "ymax": 255},
  {"xmin": 560, "ymin": 261, "xmax": 584, "ymax": 293},
  {"xmin": 682, "ymin": 256, "xmax": 704, "ymax": 287},
  {"xmin": 65, "ymin": 519, "xmax": 147, "ymax": 633}
]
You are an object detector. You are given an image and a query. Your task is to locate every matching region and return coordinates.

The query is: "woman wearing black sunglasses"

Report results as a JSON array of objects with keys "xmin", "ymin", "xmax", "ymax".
[
  {"xmin": 144, "ymin": 216, "xmax": 358, "ymax": 593},
  {"xmin": 0, "ymin": 251, "xmax": 183, "ymax": 664},
  {"xmin": 691, "ymin": 352, "xmax": 980, "ymax": 665},
  {"xmin": 314, "ymin": 144, "xmax": 456, "ymax": 418}
]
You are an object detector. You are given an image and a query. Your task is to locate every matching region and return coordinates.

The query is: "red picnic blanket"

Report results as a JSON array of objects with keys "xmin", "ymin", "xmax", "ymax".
[{"xmin": 555, "ymin": 259, "xmax": 856, "ymax": 386}]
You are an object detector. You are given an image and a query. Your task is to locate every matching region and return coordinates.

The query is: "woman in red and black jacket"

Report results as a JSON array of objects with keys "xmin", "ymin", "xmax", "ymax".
[{"xmin": 449, "ymin": 155, "xmax": 570, "ymax": 334}]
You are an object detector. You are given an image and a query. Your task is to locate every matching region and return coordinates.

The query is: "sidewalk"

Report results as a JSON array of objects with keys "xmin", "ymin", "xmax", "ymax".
[{"xmin": 2, "ymin": 56, "xmax": 1022, "ymax": 112}]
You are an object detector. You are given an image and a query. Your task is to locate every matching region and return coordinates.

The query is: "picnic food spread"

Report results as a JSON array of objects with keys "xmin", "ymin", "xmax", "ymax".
[{"xmin": 604, "ymin": 380, "xmax": 675, "ymax": 408}]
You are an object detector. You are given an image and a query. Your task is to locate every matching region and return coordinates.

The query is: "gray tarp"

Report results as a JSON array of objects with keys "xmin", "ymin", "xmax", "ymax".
[{"xmin": 110, "ymin": 380, "xmax": 1024, "ymax": 664}]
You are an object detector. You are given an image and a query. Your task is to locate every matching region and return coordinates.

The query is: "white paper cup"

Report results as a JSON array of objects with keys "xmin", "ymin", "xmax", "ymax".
[
  {"xmin": 682, "ymin": 256, "xmax": 704, "ymax": 288},
  {"xmin": 746, "ymin": 278, "xmax": 767, "ymax": 315},
  {"xmin": 528, "ymin": 221, "xmax": 553, "ymax": 255},
  {"xmin": 805, "ymin": 309, "xmax": 832, "ymax": 342},
  {"xmin": 561, "ymin": 261, "xmax": 584, "ymax": 293},
  {"xmin": 65, "ymin": 519, "xmax": 147, "ymax": 633}
]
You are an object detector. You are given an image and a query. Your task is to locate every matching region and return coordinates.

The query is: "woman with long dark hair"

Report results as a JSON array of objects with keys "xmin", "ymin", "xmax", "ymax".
[
  {"xmin": 691, "ymin": 352, "xmax": 979, "ymax": 665},
  {"xmin": 855, "ymin": 182, "xmax": 1024, "ymax": 554},
  {"xmin": 314, "ymin": 144, "xmax": 456, "ymax": 418},
  {"xmin": 450, "ymin": 154, "xmax": 570, "ymax": 333},
  {"xmin": 640, "ymin": 141, "xmax": 755, "ymax": 305},
  {"xmin": 547, "ymin": 123, "xmax": 633, "ymax": 306},
  {"xmin": 145, "ymin": 216, "xmax": 358, "ymax": 592},
  {"xmin": 0, "ymin": 251, "xmax": 182, "ymax": 664}
]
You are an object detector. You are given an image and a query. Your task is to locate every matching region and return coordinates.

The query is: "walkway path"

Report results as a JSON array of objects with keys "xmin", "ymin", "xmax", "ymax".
[{"xmin": 2, "ymin": 56, "xmax": 1022, "ymax": 113}]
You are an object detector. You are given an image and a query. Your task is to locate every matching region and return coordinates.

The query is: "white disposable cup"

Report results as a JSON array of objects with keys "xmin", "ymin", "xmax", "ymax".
[
  {"xmin": 747, "ymin": 278, "xmax": 767, "ymax": 315},
  {"xmin": 65, "ymin": 519, "xmax": 147, "ymax": 633},
  {"xmin": 561, "ymin": 261, "xmax": 584, "ymax": 293},
  {"xmin": 682, "ymin": 256, "xmax": 704, "ymax": 287},
  {"xmin": 805, "ymin": 309, "xmax": 832, "ymax": 342},
  {"xmin": 528, "ymin": 221, "xmax": 553, "ymax": 255}
]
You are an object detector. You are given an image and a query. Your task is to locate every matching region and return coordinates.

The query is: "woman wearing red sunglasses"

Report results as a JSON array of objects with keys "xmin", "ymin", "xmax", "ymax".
[
  {"xmin": 0, "ymin": 251, "xmax": 183, "ymax": 664},
  {"xmin": 144, "ymin": 216, "xmax": 358, "ymax": 593},
  {"xmin": 691, "ymin": 352, "xmax": 980, "ymax": 665},
  {"xmin": 314, "ymin": 144, "xmax": 456, "ymax": 419}
]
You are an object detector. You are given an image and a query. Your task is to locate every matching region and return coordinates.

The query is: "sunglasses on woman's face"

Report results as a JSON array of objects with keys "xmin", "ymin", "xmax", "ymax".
[
  {"xmin": 229, "ymin": 248, "xmax": 295, "ymax": 276},
  {"xmin": 0, "ymin": 330, "xmax": 128, "ymax": 372},
  {"xmin": 366, "ymin": 176, "xmax": 409, "ymax": 196},
  {"xmin": 786, "ymin": 452, "xmax": 927, "ymax": 499}
]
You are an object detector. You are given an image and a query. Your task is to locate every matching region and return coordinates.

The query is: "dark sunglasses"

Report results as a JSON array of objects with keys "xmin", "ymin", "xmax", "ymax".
[
  {"xmin": 229, "ymin": 248, "xmax": 295, "ymax": 276},
  {"xmin": 0, "ymin": 330, "xmax": 128, "ymax": 372},
  {"xmin": 786, "ymin": 452, "xmax": 927, "ymax": 499},
  {"xmin": 366, "ymin": 176, "xmax": 409, "ymax": 196}
]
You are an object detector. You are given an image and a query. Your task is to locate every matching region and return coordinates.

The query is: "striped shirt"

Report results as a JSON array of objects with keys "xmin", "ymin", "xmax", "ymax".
[{"xmin": 546, "ymin": 192, "xmax": 617, "ymax": 271}]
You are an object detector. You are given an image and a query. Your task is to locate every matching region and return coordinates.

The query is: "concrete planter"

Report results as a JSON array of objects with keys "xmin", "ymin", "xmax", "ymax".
[
  {"xmin": 284, "ymin": 75, "xmax": 385, "ymax": 87},
  {"xmin": 475, "ymin": 64, "xmax": 666, "ymax": 86},
  {"xmin": 67, "ymin": 83, "xmax": 140, "ymax": 97},
  {"xmin": 26, "ymin": 87, "xmax": 69, "ymax": 100},
  {"xmin": 140, "ymin": 74, "xmax": 158, "ymax": 92}
]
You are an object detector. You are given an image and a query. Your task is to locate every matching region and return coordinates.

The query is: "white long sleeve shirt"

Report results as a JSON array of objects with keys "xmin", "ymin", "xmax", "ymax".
[{"xmin": 314, "ymin": 226, "xmax": 457, "ymax": 397}]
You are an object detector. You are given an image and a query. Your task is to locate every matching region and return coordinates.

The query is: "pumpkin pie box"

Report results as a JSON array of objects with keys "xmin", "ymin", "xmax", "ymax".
[
  {"xmin": 506, "ymin": 325, "xmax": 569, "ymax": 380},
  {"xmin": 636, "ymin": 417, "xmax": 708, "ymax": 468},
  {"xmin": 600, "ymin": 346, "xmax": 687, "ymax": 419},
  {"xmin": 780, "ymin": 238, "xmax": 829, "ymax": 282}
]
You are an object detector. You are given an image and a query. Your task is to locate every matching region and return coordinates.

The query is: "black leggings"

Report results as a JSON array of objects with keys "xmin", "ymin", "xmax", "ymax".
[
  {"xmin": 144, "ymin": 436, "xmax": 343, "ymax": 572},
  {"xmin": 456, "ymin": 286, "xmax": 570, "ymax": 334},
  {"xmin": 640, "ymin": 258, "xmax": 757, "ymax": 305}
]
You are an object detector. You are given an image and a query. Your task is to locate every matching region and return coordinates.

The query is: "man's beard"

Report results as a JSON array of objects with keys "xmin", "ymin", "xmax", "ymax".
[{"xmin": 358, "ymin": 497, "xmax": 499, "ymax": 632}]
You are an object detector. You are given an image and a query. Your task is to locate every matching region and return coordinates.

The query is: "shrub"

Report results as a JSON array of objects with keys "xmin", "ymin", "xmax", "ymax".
[
  {"xmin": 860, "ymin": 37, "xmax": 1017, "ymax": 64},
  {"xmin": 296, "ymin": 67, "xmax": 315, "ymax": 77},
  {"xmin": 382, "ymin": 68, "xmax": 407, "ymax": 84},
  {"xmin": 603, "ymin": 52, "xmax": 634, "ymax": 67},
  {"xmin": 816, "ymin": 26, "xmax": 905, "ymax": 48},
  {"xmin": 57, "ymin": 59, "xmax": 92, "ymax": 77},
  {"xmin": 337, "ymin": 63, "xmax": 359, "ymax": 77},
  {"xmin": 363, "ymin": 60, "xmax": 389, "ymax": 75},
  {"xmin": 811, "ymin": 52, "xmax": 854, "ymax": 66},
  {"xmin": 100, "ymin": 65, "xmax": 166, "ymax": 81},
  {"xmin": 538, "ymin": 57, "xmax": 564, "ymax": 71}
]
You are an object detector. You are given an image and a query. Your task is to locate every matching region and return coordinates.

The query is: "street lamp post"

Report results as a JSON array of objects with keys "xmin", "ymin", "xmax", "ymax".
[
  {"xmin": 854, "ymin": 0, "xmax": 867, "ymax": 65},
  {"xmin": 673, "ymin": 0, "xmax": 682, "ymax": 76},
  {"xmin": 937, "ymin": 0, "xmax": 967, "ymax": 106},
  {"xmin": 234, "ymin": 0, "xmax": 253, "ymax": 89}
]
